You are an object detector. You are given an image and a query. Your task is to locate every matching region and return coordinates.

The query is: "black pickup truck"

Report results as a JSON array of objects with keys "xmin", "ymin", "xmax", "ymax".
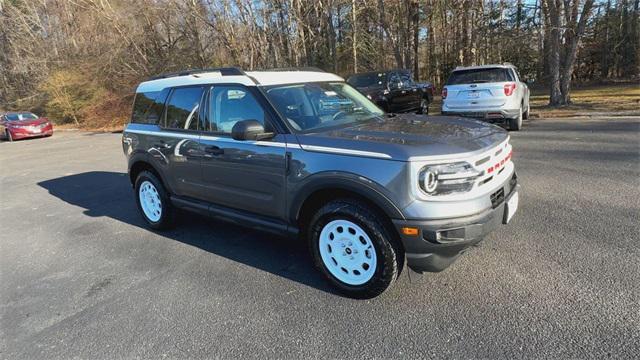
[{"xmin": 347, "ymin": 69, "xmax": 434, "ymax": 114}]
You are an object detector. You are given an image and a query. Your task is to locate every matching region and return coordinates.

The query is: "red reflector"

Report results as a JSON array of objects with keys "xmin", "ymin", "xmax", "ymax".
[{"xmin": 488, "ymin": 166, "xmax": 494, "ymax": 173}]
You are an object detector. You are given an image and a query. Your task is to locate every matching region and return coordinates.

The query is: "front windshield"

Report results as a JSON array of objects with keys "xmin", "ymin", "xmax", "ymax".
[
  {"xmin": 5, "ymin": 112, "xmax": 38, "ymax": 121},
  {"xmin": 263, "ymin": 82, "xmax": 384, "ymax": 133},
  {"xmin": 347, "ymin": 73, "xmax": 386, "ymax": 88}
]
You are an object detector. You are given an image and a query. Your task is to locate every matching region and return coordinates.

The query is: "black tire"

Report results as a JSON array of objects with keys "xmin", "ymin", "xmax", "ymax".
[
  {"xmin": 509, "ymin": 106, "xmax": 523, "ymax": 131},
  {"xmin": 134, "ymin": 170, "xmax": 175, "ymax": 230},
  {"xmin": 5, "ymin": 130, "xmax": 13, "ymax": 142},
  {"xmin": 417, "ymin": 98, "xmax": 429, "ymax": 115},
  {"xmin": 523, "ymin": 102, "xmax": 530, "ymax": 120},
  {"xmin": 307, "ymin": 198, "xmax": 400, "ymax": 299}
]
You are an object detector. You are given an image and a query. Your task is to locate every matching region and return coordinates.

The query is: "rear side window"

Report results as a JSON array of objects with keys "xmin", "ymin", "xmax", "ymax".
[
  {"xmin": 131, "ymin": 89, "xmax": 168, "ymax": 124},
  {"xmin": 163, "ymin": 86, "xmax": 205, "ymax": 130},
  {"xmin": 446, "ymin": 68, "xmax": 514, "ymax": 85}
]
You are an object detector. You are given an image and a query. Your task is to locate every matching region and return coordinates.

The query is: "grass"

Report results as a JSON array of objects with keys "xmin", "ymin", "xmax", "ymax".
[{"xmin": 529, "ymin": 83, "xmax": 640, "ymax": 118}]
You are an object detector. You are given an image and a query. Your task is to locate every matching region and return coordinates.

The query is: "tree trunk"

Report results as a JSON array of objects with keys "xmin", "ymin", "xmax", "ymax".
[
  {"xmin": 543, "ymin": 0, "xmax": 563, "ymax": 106},
  {"xmin": 412, "ymin": 0, "xmax": 419, "ymax": 78},
  {"xmin": 351, "ymin": 0, "xmax": 357, "ymax": 73}
]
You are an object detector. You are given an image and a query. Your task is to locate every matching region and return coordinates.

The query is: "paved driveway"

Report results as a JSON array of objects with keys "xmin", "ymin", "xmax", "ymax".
[{"xmin": 1, "ymin": 118, "xmax": 639, "ymax": 359}]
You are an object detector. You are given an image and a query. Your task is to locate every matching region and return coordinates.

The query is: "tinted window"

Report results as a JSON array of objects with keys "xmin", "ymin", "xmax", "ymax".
[
  {"xmin": 347, "ymin": 73, "xmax": 386, "ymax": 88},
  {"xmin": 131, "ymin": 90, "xmax": 168, "ymax": 124},
  {"xmin": 4, "ymin": 113, "xmax": 38, "ymax": 121},
  {"xmin": 164, "ymin": 87, "xmax": 204, "ymax": 130},
  {"xmin": 446, "ymin": 68, "xmax": 514, "ymax": 85},
  {"xmin": 207, "ymin": 86, "xmax": 265, "ymax": 134}
]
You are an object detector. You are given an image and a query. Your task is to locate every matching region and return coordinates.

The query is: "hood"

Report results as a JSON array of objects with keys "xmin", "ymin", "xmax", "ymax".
[
  {"xmin": 356, "ymin": 85, "xmax": 385, "ymax": 97},
  {"xmin": 296, "ymin": 114, "xmax": 508, "ymax": 161},
  {"xmin": 7, "ymin": 118, "xmax": 48, "ymax": 126}
]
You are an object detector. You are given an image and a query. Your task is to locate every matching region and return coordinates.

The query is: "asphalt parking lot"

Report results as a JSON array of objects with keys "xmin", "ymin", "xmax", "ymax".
[{"xmin": 1, "ymin": 117, "xmax": 639, "ymax": 359}]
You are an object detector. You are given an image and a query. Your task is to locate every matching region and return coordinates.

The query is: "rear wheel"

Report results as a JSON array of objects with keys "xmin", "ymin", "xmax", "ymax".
[
  {"xmin": 417, "ymin": 98, "xmax": 429, "ymax": 114},
  {"xmin": 134, "ymin": 171, "xmax": 175, "ymax": 230},
  {"xmin": 509, "ymin": 106, "xmax": 523, "ymax": 131},
  {"xmin": 523, "ymin": 101, "xmax": 530, "ymax": 120},
  {"xmin": 308, "ymin": 199, "xmax": 399, "ymax": 299}
]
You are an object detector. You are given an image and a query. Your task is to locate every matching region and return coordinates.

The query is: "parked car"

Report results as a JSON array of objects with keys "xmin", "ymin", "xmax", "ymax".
[
  {"xmin": 347, "ymin": 70, "xmax": 434, "ymax": 114},
  {"xmin": 122, "ymin": 67, "xmax": 519, "ymax": 298},
  {"xmin": 441, "ymin": 64, "xmax": 530, "ymax": 131},
  {"xmin": 1, "ymin": 112, "xmax": 54, "ymax": 141}
]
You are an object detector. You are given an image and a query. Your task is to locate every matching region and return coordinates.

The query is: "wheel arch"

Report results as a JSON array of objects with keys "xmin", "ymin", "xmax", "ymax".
[
  {"xmin": 291, "ymin": 174, "xmax": 405, "ymax": 232},
  {"xmin": 128, "ymin": 154, "xmax": 170, "ymax": 193}
]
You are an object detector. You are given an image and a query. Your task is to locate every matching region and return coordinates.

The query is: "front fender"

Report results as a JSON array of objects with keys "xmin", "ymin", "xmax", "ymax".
[{"xmin": 288, "ymin": 171, "xmax": 405, "ymax": 224}]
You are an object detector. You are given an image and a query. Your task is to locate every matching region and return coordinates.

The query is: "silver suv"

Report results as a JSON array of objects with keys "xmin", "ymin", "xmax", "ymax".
[
  {"xmin": 123, "ymin": 67, "xmax": 520, "ymax": 298},
  {"xmin": 441, "ymin": 64, "xmax": 530, "ymax": 131}
]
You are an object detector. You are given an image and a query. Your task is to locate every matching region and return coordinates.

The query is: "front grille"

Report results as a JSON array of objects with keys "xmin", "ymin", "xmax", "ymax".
[{"xmin": 490, "ymin": 188, "xmax": 505, "ymax": 208}]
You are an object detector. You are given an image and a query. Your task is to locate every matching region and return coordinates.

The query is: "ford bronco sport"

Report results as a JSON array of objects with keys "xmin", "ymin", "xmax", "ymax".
[{"xmin": 123, "ymin": 67, "xmax": 519, "ymax": 298}]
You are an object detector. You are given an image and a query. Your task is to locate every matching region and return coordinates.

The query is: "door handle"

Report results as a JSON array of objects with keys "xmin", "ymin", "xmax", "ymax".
[
  {"xmin": 153, "ymin": 141, "xmax": 171, "ymax": 149},
  {"xmin": 204, "ymin": 145, "xmax": 224, "ymax": 156}
]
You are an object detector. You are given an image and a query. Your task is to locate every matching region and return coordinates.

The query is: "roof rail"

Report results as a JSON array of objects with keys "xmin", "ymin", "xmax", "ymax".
[
  {"xmin": 148, "ymin": 67, "xmax": 245, "ymax": 80},
  {"xmin": 262, "ymin": 67, "xmax": 326, "ymax": 73}
]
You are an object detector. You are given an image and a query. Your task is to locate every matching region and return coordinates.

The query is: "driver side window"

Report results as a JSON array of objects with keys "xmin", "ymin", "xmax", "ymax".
[{"xmin": 206, "ymin": 86, "xmax": 266, "ymax": 134}]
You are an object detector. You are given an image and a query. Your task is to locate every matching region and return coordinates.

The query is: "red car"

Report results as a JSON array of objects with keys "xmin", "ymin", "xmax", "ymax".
[{"xmin": 1, "ymin": 112, "xmax": 54, "ymax": 141}]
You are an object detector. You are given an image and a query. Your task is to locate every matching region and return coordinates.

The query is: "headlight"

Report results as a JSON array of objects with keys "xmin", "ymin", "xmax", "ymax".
[{"xmin": 419, "ymin": 162, "xmax": 481, "ymax": 196}]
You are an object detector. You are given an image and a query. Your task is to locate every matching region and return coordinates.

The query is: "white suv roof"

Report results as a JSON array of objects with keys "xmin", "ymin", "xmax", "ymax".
[
  {"xmin": 137, "ymin": 69, "xmax": 344, "ymax": 93},
  {"xmin": 453, "ymin": 64, "xmax": 516, "ymax": 71}
]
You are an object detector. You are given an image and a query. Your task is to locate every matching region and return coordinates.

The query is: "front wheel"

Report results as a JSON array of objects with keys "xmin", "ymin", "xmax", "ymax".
[
  {"xmin": 417, "ymin": 98, "xmax": 429, "ymax": 115},
  {"xmin": 5, "ymin": 130, "xmax": 13, "ymax": 142},
  {"xmin": 134, "ymin": 171, "xmax": 175, "ymax": 230},
  {"xmin": 308, "ymin": 199, "xmax": 400, "ymax": 299}
]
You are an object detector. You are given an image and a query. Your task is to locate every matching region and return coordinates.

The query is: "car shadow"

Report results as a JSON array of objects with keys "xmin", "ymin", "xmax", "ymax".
[{"xmin": 37, "ymin": 171, "xmax": 337, "ymax": 295}]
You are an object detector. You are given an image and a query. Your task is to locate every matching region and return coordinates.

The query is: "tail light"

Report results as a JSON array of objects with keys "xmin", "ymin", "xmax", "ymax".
[
  {"xmin": 504, "ymin": 83, "xmax": 516, "ymax": 96},
  {"xmin": 441, "ymin": 88, "xmax": 448, "ymax": 99}
]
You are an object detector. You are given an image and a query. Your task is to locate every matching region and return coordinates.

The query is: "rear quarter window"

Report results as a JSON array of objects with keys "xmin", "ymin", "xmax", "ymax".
[
  {"xmin": 446, "ymin": 68, "xmax": 514, "ymax": 85},
  {"xmin": 131, "ymin": 89, "xmax": 169, "ymax": 124}
]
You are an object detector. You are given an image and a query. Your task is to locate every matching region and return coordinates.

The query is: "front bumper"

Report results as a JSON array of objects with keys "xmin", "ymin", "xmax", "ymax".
[
  {"xmin": 442, "ymin": 108, "xmax": 519, "ymax": 121},
  {"xmin": 393, "ymin": 174, "xmax": 519, "ymax": 273},
  {"xmin": 9, "ymin": 128, "xmax": 53, "ymax": 140}
]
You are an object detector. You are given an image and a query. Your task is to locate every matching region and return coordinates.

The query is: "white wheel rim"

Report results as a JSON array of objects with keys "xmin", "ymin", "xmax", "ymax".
[
  {"xmin": 318, "ymin": 220, "xmax": 377, "ymax": 285},
  {"xmin": 139, "ymin": 181, "xmax": 162, "ymax": 222}
]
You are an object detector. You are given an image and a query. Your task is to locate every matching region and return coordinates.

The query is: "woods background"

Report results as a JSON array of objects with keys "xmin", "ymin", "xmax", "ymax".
[{"xmin": 0, "ymin": 0, "xmax": 638, "ymax": 128}]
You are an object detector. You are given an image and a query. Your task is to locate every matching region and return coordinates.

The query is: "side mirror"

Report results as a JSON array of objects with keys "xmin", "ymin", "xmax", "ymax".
[{"xmin": 231, "ymin": 119, "xmax": 273, "ymax": 141}]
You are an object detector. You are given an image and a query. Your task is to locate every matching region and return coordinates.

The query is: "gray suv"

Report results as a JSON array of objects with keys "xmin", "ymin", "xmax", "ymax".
[{"xmin": 123, "ymin": 67, "xmax": 520, "ymax": 298}]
